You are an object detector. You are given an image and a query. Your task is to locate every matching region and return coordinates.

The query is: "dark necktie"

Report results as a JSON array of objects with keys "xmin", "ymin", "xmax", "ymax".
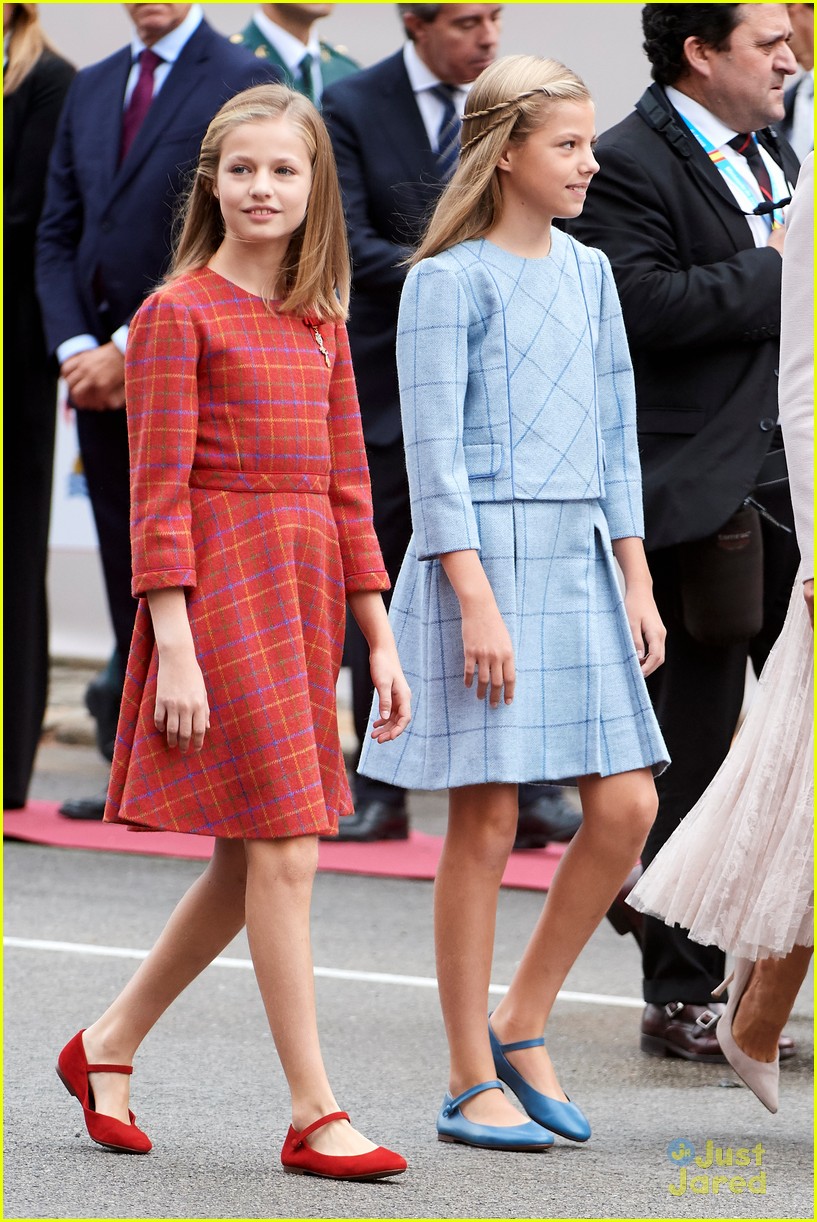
[
  {"xmin": 727, "ymin": 133, "xmax": 774, "ymax": 206},
  {"xmin": 430, "ymin": 83, "xmax": 460, "ymax": 181},
  {"xmin": 120, "ymin": 48, "xmax": 163, "ymax": 163},
  {"xmin": 298, "ymin": 52, "xmax": 315, "ymax": 104}
]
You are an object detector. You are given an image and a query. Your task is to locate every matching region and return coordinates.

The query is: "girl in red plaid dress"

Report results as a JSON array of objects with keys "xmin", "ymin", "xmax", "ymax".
[{"xmin": 56, "ymin": 85, "xmax": 410, "ymax": 1181}]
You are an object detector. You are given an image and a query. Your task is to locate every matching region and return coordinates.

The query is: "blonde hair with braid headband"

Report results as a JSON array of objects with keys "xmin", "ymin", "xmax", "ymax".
[{"xmin": 411, "ymin": 55, "xmax": 590, "ymax": 266}]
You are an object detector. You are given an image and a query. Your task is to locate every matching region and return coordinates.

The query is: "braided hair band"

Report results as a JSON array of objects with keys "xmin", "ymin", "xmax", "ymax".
[{"xmin": 460, "ymin": 86, "xmax": 555, "ymax": 153}]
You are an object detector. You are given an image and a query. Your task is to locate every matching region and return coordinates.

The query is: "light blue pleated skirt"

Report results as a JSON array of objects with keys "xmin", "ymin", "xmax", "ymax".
[{"xmin": 359, "ymin": 499, "xmax": 669, "ymax": 790}]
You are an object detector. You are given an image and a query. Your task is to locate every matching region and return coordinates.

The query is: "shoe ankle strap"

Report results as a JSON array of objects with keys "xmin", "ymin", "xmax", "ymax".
[
  {"xmin": 86, "ymin": 1062, "xmax": 133, "ymax": 1075},
  {"xmin": 442, "ymin": 1080, "xmax": 504, "ymax": 1117},
  {"xmin": 293, "ymin": 1110, "xmax": 350, "ymax": 1147},
  {"xmin": 499, "ymin": 1036, "xmax": 546, "ymax": 1053}
]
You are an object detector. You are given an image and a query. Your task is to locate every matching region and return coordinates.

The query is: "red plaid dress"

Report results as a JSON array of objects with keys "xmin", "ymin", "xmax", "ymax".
[{"xmin": 104, "ymin": 267, "xmax": 388, "ymax": 838}]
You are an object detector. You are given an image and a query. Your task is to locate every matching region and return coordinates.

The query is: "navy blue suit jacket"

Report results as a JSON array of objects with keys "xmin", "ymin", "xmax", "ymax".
[
  {"xmin": 36, "ymin": 19, "xmax": 282, "ymax": 354},
  {"xmin": 322, "ymin": 51, "xmax": 447, "ymax": 447}
]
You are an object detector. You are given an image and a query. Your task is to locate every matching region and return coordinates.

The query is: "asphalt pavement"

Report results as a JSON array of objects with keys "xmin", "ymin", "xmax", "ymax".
[{"xmin": 3, "ymin": 664, "xmax": 813, "ymax": 1221}]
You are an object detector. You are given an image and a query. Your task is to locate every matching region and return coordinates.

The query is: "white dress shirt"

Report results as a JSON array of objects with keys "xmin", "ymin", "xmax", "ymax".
[{"xmin": 403, "ymin": 41, "xmax": 470, "ymax": 151}]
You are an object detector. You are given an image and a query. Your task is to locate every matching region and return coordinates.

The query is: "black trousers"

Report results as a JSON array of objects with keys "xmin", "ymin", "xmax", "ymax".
[
  {"xmin": 74, "ymin": 405, "xmax": 138, "ymax": 665},
  {"xmin": 3, "ymin": 367, "xmax": 58, "ymax": 807},
  {"xmin": 642, "ymin": 484, "xmax": 799, "ymax": 1004}
]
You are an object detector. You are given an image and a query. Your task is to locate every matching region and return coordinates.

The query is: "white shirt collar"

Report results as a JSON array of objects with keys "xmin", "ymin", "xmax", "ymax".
[
  {"xmin": 403, "ymin": 40, "xmax": 470, "ymax": 100},
  {"xmin": 129, "ymin": 3, "xmax": 203, "ymax": 64},
  {"xmin": 665, "ymin": 84, "xmax": 743, "ymax": 147},
  {"xmin": 252, "ymin": 7, "xmax": 320, "ymax": 72}
]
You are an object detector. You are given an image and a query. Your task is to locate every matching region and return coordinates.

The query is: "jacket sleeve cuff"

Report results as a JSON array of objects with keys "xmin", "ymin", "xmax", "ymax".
[
  {"xmin": 132, "ymin": 569, "xmax": 197, "ymax": 597},
  {"xmin": 345, "ymin": 569, "xmax": 390, "ymax": 594}
]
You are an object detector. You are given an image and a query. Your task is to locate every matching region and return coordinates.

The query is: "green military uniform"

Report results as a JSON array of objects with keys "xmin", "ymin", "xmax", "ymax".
[{"xmin": 230, "ymin": 21, "xmax": 359, "ymax": 104}]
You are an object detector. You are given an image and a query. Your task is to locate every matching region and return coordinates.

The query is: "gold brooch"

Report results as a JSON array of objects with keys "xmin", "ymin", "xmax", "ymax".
[{"xmin": 304, "ymin": 318, "xmax": 331, "ymax": 368}]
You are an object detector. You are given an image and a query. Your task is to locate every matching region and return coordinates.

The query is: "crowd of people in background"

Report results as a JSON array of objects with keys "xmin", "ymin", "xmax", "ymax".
[{"xmin": 3, "ymin": 0, "xmax": 813, "ymax": 1180}]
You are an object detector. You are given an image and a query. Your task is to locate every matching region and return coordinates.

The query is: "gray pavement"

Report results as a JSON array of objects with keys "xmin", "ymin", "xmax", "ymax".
[{"xmin": 3, "ymin": 665, "xmax": 813, "ymax": 1220}]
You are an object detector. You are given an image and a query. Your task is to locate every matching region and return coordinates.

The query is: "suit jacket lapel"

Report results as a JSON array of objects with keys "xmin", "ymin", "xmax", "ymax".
[
  {"xmin": 97, "ymin": 47, "xmax": 133, "ymax": 199},
  {"xmin": 640, "ymin": 85, "xmax": 758, "ymax": 250},
  {"xmin": 379, "ymin": 54, "xmax": 443, "ymax": 197}
]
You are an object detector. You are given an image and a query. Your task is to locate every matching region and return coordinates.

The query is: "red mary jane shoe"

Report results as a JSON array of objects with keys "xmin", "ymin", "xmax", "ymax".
[
  {"xmin": 56, "ymin": 1030, "xmax": 152, "ymax": 1154},
  {"xmin": 281, "ymin": 1110, "xmax": 407, "ymax": 1181}
]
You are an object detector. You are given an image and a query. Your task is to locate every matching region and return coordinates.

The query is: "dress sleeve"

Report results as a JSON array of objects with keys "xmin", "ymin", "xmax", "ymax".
[
  {"xmin": 778, "ymin": 153, "xmax": 814, "ymax": 580},
  {"xmin": 594, "ymin": 251, "xmax": 645, "ymax": 540},
  {"xmin": 126, "ymin": 292, "xmax": 199, "ymax": 595},
  {"xmin": 396, "ymin": 261, "xmax": 480, "ymax": 561},
  {"xmin": 326, "ymin": 321, "xmax": 389, "ymax": 593}
]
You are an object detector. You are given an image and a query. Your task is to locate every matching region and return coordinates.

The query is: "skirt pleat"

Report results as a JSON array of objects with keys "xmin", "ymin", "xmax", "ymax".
[{"xmin": 359, "ymin": 499, "xmax": 669, "ymax": 790}]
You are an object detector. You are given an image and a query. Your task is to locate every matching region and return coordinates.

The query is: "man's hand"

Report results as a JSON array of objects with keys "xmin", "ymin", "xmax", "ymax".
[
  {"xmin": 767, "ymin": 224, "xmax": 786, "ymax": 256},
  {"xmin": 61, "ymin": 343, "xmax": 126, "ymax": 409}
]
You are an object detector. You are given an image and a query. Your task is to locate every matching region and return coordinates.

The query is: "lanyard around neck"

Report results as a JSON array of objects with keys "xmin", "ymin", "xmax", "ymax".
[{"xmin": 678, "ymin": 114, "xmax": 784, "ymax": 230}]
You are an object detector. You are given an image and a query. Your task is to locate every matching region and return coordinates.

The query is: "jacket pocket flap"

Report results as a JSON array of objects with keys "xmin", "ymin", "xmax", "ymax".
[{"xmin": 463, "ymin": 443, "xmax": 503, "ymax": 478}]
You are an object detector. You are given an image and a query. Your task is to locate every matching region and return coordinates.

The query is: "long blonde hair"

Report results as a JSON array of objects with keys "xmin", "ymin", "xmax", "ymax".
[
  {"xmin": 169, "ymin": 84, "xmax": 349, "ymax": 320},
  {"xmin": 4, "ymin": 4, "xmax": 54, "ymax": 95},
  {"xmin": 412, "ymin": 55, "xmax": 591, "ymax": 266}
]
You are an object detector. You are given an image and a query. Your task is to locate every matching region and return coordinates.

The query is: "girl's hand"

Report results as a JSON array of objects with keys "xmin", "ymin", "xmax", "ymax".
[
  {"xmin": 804, "ymin": 578, "xmax": 814, "ymax": 627},
  {"xmin": 154, "ymin": 645, "xmax": 210, "ymax": 751},
  {"xmin": 369, "ymin": 644, "xmax": 412, "ymax": 742},
  {"xmin": 625, "ymin": 585, "xmax": 666, "ymax": 677},
  {"xmin": 461, "ymin": 601, "xmax": 516, "ymax": 707}
]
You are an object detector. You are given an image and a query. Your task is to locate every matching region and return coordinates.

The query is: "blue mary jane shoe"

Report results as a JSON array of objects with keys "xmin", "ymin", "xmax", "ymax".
[
  {"xmin": 436, "ymin": 1079, "xmax": 554, "ymax": 1151},
  {"xmin": 489, "ymin": 1019, "xmax": 591, "ymax": 1143}
]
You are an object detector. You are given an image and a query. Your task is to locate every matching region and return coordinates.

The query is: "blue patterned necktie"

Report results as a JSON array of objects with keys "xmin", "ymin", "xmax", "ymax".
[{"xmin": 430, "ymin": 83, "xmax": 461, "ymax": 181}]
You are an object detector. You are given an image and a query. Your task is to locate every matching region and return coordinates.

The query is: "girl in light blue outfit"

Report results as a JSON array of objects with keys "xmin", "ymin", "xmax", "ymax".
[{"xmin": 359, "ymin": 56, "xmax": 670, "ymax": 1152}]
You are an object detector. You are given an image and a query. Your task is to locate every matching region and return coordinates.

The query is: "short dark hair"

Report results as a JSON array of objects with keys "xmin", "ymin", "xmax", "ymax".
[
  {"xmin": 397, "ymin": 4, "xmax": 443, "ymax": 40},
  {"xmin": 642, "ymin": 3, "xmax": 744, "ymax": 85}
]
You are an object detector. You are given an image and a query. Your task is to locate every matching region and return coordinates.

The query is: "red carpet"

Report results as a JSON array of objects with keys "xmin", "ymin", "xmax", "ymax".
[{"xmin": 4, "ymin": 800, "xmax": 563, "ymax": 891}]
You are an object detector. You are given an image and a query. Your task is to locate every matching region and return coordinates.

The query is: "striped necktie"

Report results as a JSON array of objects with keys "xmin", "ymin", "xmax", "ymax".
[
  {"xmin": 727, "ymin": 133, "xmax": 774, "ymax": 206},
  {"xmin": 430, "ymin": 83, "xmax": 460, "ymax": 181}
]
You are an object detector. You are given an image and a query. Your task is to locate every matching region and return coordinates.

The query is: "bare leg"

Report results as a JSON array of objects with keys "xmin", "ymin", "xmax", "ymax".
[
  {"xmin": 82, "ymin": 838, "xmax": 250, "ymax": 1123},
  {"xmin": 732, "ymin": 946, "xmax": 813, "ymax": 1062},
  {"xmin": 243, "ymin": 836, "xmax": 376, "ymax": 1156},
  {"xmin": 490, "ymin": 769, "xmax": 657, "ymax": 1100},
  {"xmin": 434, "ymin": 783, "xmax": 529, "ymax": 1126}
]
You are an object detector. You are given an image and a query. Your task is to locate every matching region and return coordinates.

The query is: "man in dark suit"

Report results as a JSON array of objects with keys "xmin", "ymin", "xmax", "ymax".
[
  {"xmin": 572, "ymin": 3, "xmax": 800, "ymax": 1061},
  {"xmin": 36, "ymin": 3, "xmax": 282, "ymax": 819},
  {"xmin": 322, "ymin": 3, "xmax": 582, "ymax": 847}
]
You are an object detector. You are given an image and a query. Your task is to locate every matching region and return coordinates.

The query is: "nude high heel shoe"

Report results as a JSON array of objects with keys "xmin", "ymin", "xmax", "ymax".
[{"xmin": 712, "ymin": 959, "xmax": 779, "ymax": 1114}]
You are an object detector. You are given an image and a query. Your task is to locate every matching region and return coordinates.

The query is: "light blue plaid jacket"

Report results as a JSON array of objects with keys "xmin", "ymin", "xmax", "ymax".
[{"xmin": 396, "ymin": 230, "xmax": 644, "ymax": 561}]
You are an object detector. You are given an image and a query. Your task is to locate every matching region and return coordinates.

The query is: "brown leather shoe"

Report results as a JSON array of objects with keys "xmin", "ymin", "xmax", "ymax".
[
  {"xmin": 641, "ymin": 1002, "xmax": 727, "ymax": 1062},
  {"xmin": 641, "ymin": 1003, "xmax": 797, "ymax": 1063}
]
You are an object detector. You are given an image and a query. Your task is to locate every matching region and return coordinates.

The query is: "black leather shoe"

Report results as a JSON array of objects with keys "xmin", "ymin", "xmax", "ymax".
[
  {"xmin": 605, "ymin": 864, "xmax": 644, "ymax": 947},
  {"xmin": 58, "ymin": 790, "xmax": 108, "ymax": 821},
  {"xmin": 513, "ymin": 792, "xmax": 582, "ymax": 850},
  {"xmin": 324, "ymin": 800, "xmax": 409, "ymax": 843}
]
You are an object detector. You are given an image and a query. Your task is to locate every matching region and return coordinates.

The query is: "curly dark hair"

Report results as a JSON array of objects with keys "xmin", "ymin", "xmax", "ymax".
[{"xmin": 642, "ymin": 4, "xmax": 744, "ymax": 85}]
